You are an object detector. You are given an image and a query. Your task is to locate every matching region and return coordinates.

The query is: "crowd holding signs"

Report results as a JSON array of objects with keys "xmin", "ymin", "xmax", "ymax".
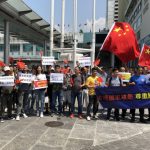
[{"xmin": 0, "ymin": 22, "xmax": 150, "ymax": 123}]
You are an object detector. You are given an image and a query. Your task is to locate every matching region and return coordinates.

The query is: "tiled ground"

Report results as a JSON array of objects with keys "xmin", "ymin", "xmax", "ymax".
[{"xmin": 0, "ymin": 113, "xmax": 150, "ymax": 150}]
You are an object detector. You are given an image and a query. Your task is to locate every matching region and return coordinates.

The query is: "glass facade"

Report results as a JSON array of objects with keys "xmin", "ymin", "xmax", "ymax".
[
  {"xmin": 23, "ymin": 44, "xmax": 33, "ymax": 52},
  {"xmin": 0, "ymin": 44, "xmax": 4, "ymax": 51},
  {"xmin": 10, "ymin": 44, "xmax": 20, "ymax": 52}
]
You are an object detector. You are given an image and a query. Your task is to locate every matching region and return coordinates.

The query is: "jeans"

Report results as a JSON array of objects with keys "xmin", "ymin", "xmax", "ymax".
[
  {"xmin": 16, "ymin": 90, "xmax": 29, "ymax": 116},
  {"xmin": 82, "ymin": 89, "xmax": 89, "ymax": 109},
  {"xmin": 71, "ymin": 91, "xmax": 82, "ymax": 115},
  {"xmin": 87, "ymin": 95, "xmax": 98, "ymax": 116},
  {"xmin": 36, "ymin": 89, "xmax": 45, "ymax": 113},
  {"xmin": 52, "ymin": 90, "xmax": 63, "ymax": 113},
  {"xmin": 30, "ymin": 90, "xmax": 37, "ymax": 110}
]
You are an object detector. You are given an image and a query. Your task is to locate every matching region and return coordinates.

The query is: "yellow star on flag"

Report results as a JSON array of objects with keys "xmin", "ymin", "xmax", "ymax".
[
  {"xmin": 114, "ymin": 27, "xmax": 122, "ymax": 32},
  {"xmin": 145, "ymin": 49, "xmax": 150, "ymax": 55}
]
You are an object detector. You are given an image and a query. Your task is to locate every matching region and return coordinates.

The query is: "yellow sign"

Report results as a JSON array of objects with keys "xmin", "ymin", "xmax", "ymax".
[{"xmin": 118, "ymin": 72, "xmax": 131, "ymax": 82}]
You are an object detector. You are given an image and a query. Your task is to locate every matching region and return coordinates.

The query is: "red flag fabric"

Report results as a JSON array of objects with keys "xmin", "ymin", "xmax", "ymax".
[
  {"xmin": 0, "ymin": 61, "xmax": 5, "ymax": 67},
  {"xmin": 101, "ymin": 22, "xmax": 140, "ymax": 63},
  {"xmin": 17, "ymin": 62, "xmax": 25, "ymax": 69},
  {"xmin": 138, "ymin": 44, "xmax": 150, "ymax": 68},
  {"xmin": 94, "ymin": 59, "xmax": 100, "ymax": 66}
]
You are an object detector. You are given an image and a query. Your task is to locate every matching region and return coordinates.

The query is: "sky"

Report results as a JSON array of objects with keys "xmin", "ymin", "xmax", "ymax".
[{"xmin": 23, "ymin": 0, "xmax": 106, "ymax": 32}]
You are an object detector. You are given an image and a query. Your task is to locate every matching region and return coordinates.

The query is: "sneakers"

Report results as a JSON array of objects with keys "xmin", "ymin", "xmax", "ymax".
[
  {"xmin": 23, "ymin": 113, "xmax": 28, "ymax": 118},
  {"xmin": 0, "ymin": 118, "xmax": 4, "ymax": 123},
  {"xmin": 93, "ymin": 115, "xmax": 98, "ymax": 120},
  {"xmin": 16, "ymin": 115, "xmax": 20, "ymax": 121},
  {"xmin": 70, "ymin": 114, "xmax": 74, "ymax": 119},
  {"xmin": 40, "ymin": 112, "xmax": 44, "ymax": 118},
  {"xmin": 78, "ymin": 115, "xmax": 83, "ymax": 119},
  {"xmin": 87, "ymin": 116, "xmax": 91, "ymax": 121}
]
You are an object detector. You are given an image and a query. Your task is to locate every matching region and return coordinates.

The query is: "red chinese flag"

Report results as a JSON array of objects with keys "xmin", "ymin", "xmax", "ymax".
[
  {"xmin": 0, "ymin": 61, "xmax": 5, "ymax": 67},
  {"xmin": 101, "ymin": 22, "xmax": 140, "ymax": 63},
  {"xmin": 17, "ymin": 62, "xmax": 25, "ymax": 69},
  {"xmin": 94, "ymin": 59, "xmax": 100, "ymax": 66},
  {"xmin": 138, "ymin": 44, "xmax": 150, "ymax": 67}
]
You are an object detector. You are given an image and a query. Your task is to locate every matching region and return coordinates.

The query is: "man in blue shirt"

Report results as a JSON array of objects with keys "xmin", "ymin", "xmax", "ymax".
[{"xmin": 129, "ymin": 67, "xmax": 146, "ymax": 123}]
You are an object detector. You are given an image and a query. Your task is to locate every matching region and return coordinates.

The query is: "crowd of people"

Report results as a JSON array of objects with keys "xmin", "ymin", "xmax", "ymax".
[{"xmin": 0, "ymin": 63, "xmax": 150, "ymax": 123}]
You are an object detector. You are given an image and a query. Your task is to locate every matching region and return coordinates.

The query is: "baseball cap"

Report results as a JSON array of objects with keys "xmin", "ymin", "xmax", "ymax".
[{"xmin": 4, "ymin": 66, "xmax": 10, "ymax": 71}]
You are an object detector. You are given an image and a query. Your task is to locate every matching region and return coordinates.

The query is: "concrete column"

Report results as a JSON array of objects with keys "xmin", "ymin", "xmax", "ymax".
[
  {"xmin": 50, "ymin": 0, "xmax": 54, "ymax": 56},
  {"xmin": 33, "ymin": 44, "xmax": 36, "ymax": 56},
  {"xmin": 111, "ymin": 53, "xmax": 115, "ymax": 67},
  {"xmin": 20, "ymin": 43, "xmax": 23, "ymax": 56},
  {"xmin": 4, "ymin": 20, "xmax": 10, "ymax": 65},
  {"xmin": 73, "ymin": 0, "xmax": 77, "ymax": 68},
  {"xmin": 61, "ymin": 0, "xmax": 65, "ymax": 48},
  {"xmin": 43, "ymin": 40, "xmax": 47, "ymax": 56}
]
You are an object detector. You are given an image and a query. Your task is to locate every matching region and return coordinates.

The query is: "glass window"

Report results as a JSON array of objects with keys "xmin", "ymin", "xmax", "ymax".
[
  {"xmin": 0, "ymin": 44, "xmax": 4, "ymax": 51},
  {"xmin": 137, "ymin": 15, "xmax": 142, "ymax": 28},
  {"xmin": 10, "ymin": 44, "xmax": 20, "ymax": 52},
  {"xmin": 36, "ymin": 45, "xmax": 43, "ymax": 51},
  {"xmin": 23, "ymin": 44, "xmax": 33, "ymax": 52}
]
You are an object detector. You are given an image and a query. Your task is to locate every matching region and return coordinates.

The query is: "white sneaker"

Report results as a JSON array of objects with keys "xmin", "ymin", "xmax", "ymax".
[
  {"xmin": 0, "ymin": 119, "xmax": 4, "ymax": 123},
  {"xmin": 16, "ymin": 116, "xmax": 20, "ymax": 121},
  {"xmin": 87, "ymin": 116, "xmax": 91, "ymax": 121},
  {"xmin": 23, "ymin": 113, "xmax": 28, "ymax": 118},
  {"xmin": 36, "ymin": 111, "xmax": 39, "ymax": 117},
  {"xmin": 40, "ymin": 112, "xmax": 44, "ymax": 118}
]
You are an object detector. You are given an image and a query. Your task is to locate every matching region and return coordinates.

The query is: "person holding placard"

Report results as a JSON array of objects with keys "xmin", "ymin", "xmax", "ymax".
[
  {"xmin": 51, "ymin": 65, "xmax": 63, "ymax": 116},
  {"xmin": 16, "ymin": 65, "xmax": 30, "ymax": 121},
  {"xmin": 35, "ymin": 65, "xmax": 47, "ymax": 118},
  {"xmin": 129, "ymin": 67, "xmax": 147, "ymax": 123},
  {"xmin": 0, "ymin": 66, "xmax": 14, "ymax": 122}
]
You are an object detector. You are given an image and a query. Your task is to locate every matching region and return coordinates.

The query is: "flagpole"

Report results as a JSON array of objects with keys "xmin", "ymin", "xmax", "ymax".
[
  {"xmin": 61, "ymin": 0, "xmax": 65, "ymax": 49},
  {"xmin": 50, "ymin": 0, "xmax": 54, "ymax": 56},
  {"xmin": 73, "ymin": 0, "xmax": 77, "ymax": 68},
  {"xmin": 91, "ymin": 0, "xmax": 96, "ymax": 68}
]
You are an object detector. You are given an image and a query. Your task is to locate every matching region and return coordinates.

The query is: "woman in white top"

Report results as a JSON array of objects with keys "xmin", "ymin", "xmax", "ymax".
[{"xmin": 35, "ymin": 66, "xmax": 47, "ymax": 118}]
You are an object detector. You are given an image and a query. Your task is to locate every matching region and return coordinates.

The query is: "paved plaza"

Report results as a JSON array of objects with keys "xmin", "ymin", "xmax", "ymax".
[{"xmin": 0, "ymin": 112, "xmax": 150, "ymax": 150}]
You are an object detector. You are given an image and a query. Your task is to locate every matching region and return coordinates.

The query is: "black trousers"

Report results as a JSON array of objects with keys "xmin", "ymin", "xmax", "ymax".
[
  {"xmin": 87, "ymin": 95, "xmax": 98, "ymax": 116},
  {"xmin": 107, "ymin": 108, "xmax": 119, "ymax": 119},
  {"xmin": 130, "ymin": 108, "xmax": 144, "ymax": 119}
]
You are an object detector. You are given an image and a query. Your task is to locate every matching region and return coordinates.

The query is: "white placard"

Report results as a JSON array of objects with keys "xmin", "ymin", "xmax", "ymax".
[
  {"xmin": 50, "ymin": 73, "xmax": 64, "ymax": 83},
  {"xmin": 78, "ymin": 57, "xmax": 91, "ymax": 67},
  {"xmin": 19, "ymin": 73, "xmax": 33, "ymax": 83},
  {"xmin": 0, "ymin": 76, "xmax": 14, "ymax": 86},
  {"xmin": 42, "ymin": 56, "xmax": 55, "ymax": 66}
]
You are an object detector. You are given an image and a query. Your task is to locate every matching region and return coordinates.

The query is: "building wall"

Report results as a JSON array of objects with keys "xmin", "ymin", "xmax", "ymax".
[
  {"xmin": 123, "ymin": 0, "xmax": 150, "ymax": 46},
  {"xmin": 118, "ymin": 0, "xmax": 130, "ymax": 21},
  {"xmin": 106, "ymin": 0, "xmax": 119, "ymax": 29}
]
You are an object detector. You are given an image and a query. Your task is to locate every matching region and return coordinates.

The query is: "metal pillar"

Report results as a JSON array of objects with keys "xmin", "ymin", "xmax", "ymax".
[
  {"xmin": 111, "ymin": 53, "xmax": 115, "ymax": 67},
  {"xmin": 50, "ymin": 0, "xmax": 54, "ymax": 56},
  {"xmin": 91, "ymin": 0, "xmax": 96, "ymax": 68},
  {"xmin": 73, "ymin": 0, "xmax": 77, "ymax": 68},
  {"xmin": 43, "ymin": 40, "xmax": 47, "ymax": 56},
  {"xmin": 61, "ymin": 0, "xmax": 65, "ymax": 48},
  {"xmin": 33, "ymin": 44, "xmax": 36, "ymax": 56},
  {"xmin": 4, "ymin": 20, "xmax": 10, "ymax": 65}
]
